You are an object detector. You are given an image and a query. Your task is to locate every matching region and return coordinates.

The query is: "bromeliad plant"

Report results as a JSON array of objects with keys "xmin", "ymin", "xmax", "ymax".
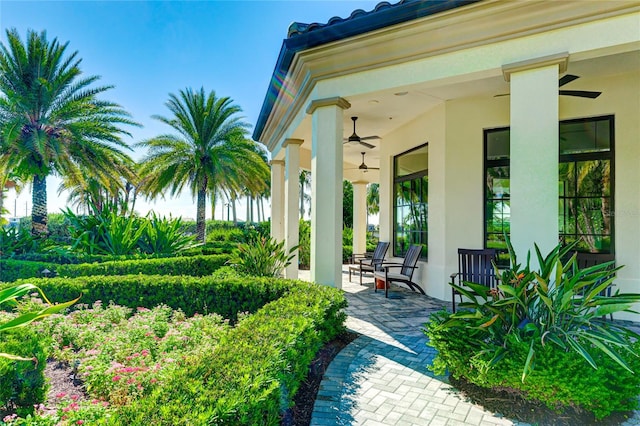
[
  {"xmin": 230, "ymin": 235, "xmax": 297, "ymax": 277},
  {"xmin": 429, "ymin": 237, "xmax": 640, "ymax": 382}
]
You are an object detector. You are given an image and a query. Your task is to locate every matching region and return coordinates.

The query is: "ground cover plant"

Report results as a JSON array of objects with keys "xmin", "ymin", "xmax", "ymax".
[
  {"xmin": 426, "ymin": 238, "xmax": 640, "ymax": 420},
  {"xmin": 0, "ymin": 275, "xmax": 347, "ymax": 425}
]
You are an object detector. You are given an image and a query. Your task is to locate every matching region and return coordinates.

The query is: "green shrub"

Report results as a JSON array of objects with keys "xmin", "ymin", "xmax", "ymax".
[
  {"xmin": 426, "ymin": 237, "xmax": 640, "ymax": 419},
  {"xmin": 298, "ymin": 220, "xmax": 310, "ymax": 269},
  {"xmin": 180, "ymin": 241, "xmax": 237, "ymax": 256},
  {"xmin": 13, "ymin": 274, "xmax": 290, "ymax": 322},
  {"xmin": 0, "ymin": 260, "xmax": 53, "ymax": 283},
  {"xmin": 113, "ymin": 280, "xmax": 347, "ymax": 425},
  {"xmin": 138, "ymin": 213, "xmax": 196, "ymax": 255},
  {"xmin": 229, "ymin": 236, "xmax": 295, "ymax": 277},
  {"xmin": 57, "ymin": 255, "xmax": 230, "ymax": 278},
  {"xmin": 0, "ymin": 255, "xmax": 230, "ymax": 282},
  {"xmin": 0, "ymin": 327, "xmax": 49, "ymax": 417}
]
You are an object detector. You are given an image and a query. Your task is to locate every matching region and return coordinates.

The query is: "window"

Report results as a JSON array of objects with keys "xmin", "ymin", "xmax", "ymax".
[
  {"xmin": 484, "ymin": 116, "xmax": 614, "ymax": 264},
  {"xmin": 393, "ymin": 144, "xmax": 428, "ymax": 259}
]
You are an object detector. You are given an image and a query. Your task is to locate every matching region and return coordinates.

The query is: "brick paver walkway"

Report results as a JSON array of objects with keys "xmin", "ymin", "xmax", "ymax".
[{"xmin": 299, "ymin": 267, "xmax": 640, "ymax": 426}]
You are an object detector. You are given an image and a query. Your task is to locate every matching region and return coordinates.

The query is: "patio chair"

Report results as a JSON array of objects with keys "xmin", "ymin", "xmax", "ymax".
[
  {"xmin": 373, "ymin": 244, "xmax": 425, "ymax": 298},
  {"xmin": 450, "ymin": 248, "xmax": 498, "ymax": 313},
  {"xmin": 575, "ymin": 252, "xmax": 616, "ymax": 319},
  {"xmin": 349, "ymin": 241, "xmax": 390, "ymax": 285}
]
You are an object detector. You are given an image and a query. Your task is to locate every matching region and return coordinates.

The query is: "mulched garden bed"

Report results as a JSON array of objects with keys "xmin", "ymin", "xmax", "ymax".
[{"xmin": 448, "ymin": 375, "xmax": 635, "ymax": 426}]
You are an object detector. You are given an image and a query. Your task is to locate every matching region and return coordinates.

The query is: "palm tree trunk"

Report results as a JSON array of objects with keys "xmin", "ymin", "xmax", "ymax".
[
  {"xmin": 232, "ymin": 198, "xmax": 237, "ymax": 224},
  {"xmin": 210, "ymin": 191, "xmax": 216, "ymax": 220},
  {"xmin": 196, "ymin": 187, "xmax": 207, "ymax": 242},
  {"xmin": 32, "ymin": 174, "xmax": 48, "ymax": 236}
]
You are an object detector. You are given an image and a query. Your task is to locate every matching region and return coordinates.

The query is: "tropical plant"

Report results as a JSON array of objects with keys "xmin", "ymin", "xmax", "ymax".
[
  {"xmin": 230, "ymin": 235, "xmax": 296, "ymax": 277},
  {"xmin": 367, "ymin": 183, "xmax": 379, "ymax": 216},
  {"xmin": 0, "ymin": 283, "xmax": 78, "ymax": 360},
  {"xmin": 430, "ymin": 237, "xmax": 640, "ymax": 383},
  {"xmin": 137, "ymin": 88, "xmax": 268, "ymax": 242},
  {"xmin": 0, "ymin": 28, "xmax": 138, "ymax": 236},
  {"xmin": 0, "ymin": 225, "xmax": 39, "ymax": 257},
  {"xmin": 63, "ymin": 203, "xmax": 147, "ymax": 256},
  {"xmin": 138, "ymin": 212, "xmax": 196, "ymax": 255},
  {"xmin": 299, "ymin": 170, "xmax": 311, "ymax": 219}
]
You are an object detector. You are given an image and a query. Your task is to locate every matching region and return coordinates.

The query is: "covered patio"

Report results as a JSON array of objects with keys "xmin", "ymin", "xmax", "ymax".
[
  {"xmin": 299, "ymin": 266, "xmax": 640, "ymax": 425},
  {"xmin": 254, "ymin": 0, "xmax": 640, "ymax": 321}
]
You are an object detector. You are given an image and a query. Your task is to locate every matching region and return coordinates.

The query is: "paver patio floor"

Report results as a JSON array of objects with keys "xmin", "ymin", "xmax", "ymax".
[{"xmin": 298, "ymin": 267, "xmax": 640, "ymax": 426}]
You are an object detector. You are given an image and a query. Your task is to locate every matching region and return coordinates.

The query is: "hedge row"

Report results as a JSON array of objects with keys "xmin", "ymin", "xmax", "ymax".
[
  {"xmin": 113, "ymin": 280, "xmax": 347, "ymax": 425},
  {"xmin": 16, "ymin": 273, "xmax": 286, "ymax": 321},
  {"xmin": 0, "ymin": 254, "xmax": 231, "ymax": 283},
  {"xmin": 8, "ymin": 274, "xmax": 347, "ymax": 424}
]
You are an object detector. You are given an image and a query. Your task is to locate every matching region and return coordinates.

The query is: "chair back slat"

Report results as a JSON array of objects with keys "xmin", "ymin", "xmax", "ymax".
[
  {"xmin": 401, "ymin": 245, "xmax": 422, "ymax": 278},
  {"xmin": 575, "ymin": 252, "xmax": 615, "ymax": 269},
  {"xmin": 372, "ymin": 242, "xmax": 390, "ymax": 263},
  {"xmin": 458, "ymin": 248, "xmax": 497, "ymax": 288}
]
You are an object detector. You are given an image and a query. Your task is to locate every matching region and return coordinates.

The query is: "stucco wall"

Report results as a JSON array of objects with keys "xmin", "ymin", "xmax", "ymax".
[{"xmin": 378, "ymin": 70, "xmax": 639, "ymax": 320}]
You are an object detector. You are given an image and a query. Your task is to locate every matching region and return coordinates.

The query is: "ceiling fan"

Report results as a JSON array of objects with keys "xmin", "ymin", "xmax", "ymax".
[
  {"xmin": 356, "ymin": 152, "xmax": 379, "ymax": 173},
  {"xmin": 495, "ymin": 74, "xmax": 601, "ymax": 99},
  {"xmin": 344, "ymin": 117, "xmax": 380, "ymax": 149}
]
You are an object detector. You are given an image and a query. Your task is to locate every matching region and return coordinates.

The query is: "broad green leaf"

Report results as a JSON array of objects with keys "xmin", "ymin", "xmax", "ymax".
[
  {"xmin": 583, "ymin": 337, "xmax": 633, "ymax": 373},
  {"xmin": 0, "ymin": 295, "xmax": 80, "ymax": 332},
  {"xmin": 0, "ymin": 352, "xmax": 33, "ymax": 361}
]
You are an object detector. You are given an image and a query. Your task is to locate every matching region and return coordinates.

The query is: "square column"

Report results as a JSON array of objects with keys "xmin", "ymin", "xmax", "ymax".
[
  {"xmin": 504, "ymin": 53, "xmax": 566, "ymax": 264},
  {"xmin": 307, "ymin": 97, "xmax": 351, "ymax": 288},
  {"xmin": 269, "ymin": 160, "xmax": 285, "ymax": 242},
  {"xmin": 352, "ymin": 181, "xmax": 368, "ymax": 257},
  {"xmin": 284, "ymin": 139, "xmax": 303, "ymax": 279}
]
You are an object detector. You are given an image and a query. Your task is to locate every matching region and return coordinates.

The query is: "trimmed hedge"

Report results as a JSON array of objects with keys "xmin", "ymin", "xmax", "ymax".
[
  {"xmin": 113, "ymin": 280, "xmax": 347, "ymax": 425},
  {"xmin": 0, "ymin": 259, "xmax": 53, "ymax": 283},
  {"xmin": 15, "ymin": 274, "xmax": 288, "ymax": 322},
  {"xmin": 9, "ymin": 274, "xmax": 347, "ymax": 424},
  {"xmin": 0, "ymin": 254, "xmax": 231, "ymax": 283}
]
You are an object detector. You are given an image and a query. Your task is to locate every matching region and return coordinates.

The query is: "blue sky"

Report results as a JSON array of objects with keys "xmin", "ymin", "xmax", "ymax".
[{"xmin": 0, "ymin": 0, "xmax": 380, "ymax": 220}]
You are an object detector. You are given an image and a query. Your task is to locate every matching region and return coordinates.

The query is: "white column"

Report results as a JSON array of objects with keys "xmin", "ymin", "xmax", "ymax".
[
  {"xmin": 307, "ymin": 97, "xmax": 351, "ymax": 288},
  {"xmin": 269, "ymin": 160, "xmax": 285, "ymax": 242},
  {"xmin": 284, "ymin": 139, "xmax": 303, "ymax": 279},
  {"xmin": 352, "ymin": 181, "xmax": 368, "ymax": 257},
  {"xmin": 505, "ymin": 54, "xmax": 565, "ymax": 265}
]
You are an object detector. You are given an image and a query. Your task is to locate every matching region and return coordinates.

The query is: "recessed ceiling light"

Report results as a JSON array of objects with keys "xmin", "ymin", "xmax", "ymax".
[{"xmin": 394, "ymin": 91, "xmax": 408, "ymax": 96}]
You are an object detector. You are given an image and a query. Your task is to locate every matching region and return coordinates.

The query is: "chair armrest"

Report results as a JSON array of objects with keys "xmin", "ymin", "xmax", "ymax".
[
  {"xmin": 450, "ymin": 272, "xmax": 460, "ymax": 280},
  {"xmin": 380, "ymin": 263, "xmax": 418, "ymax": 272}
]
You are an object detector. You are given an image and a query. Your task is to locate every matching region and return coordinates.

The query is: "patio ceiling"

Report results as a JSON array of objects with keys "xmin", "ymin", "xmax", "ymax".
[{"xmin": 290, "ymin": 49, "xmax": 638, "ymax": 178}]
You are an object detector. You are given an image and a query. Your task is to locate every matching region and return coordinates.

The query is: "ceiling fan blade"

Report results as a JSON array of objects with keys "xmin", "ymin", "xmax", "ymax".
[
  {"xmin": 559, "ymin": 74, "xmax": 579, "ymax": 87},
  {"xmin": 360, "ymin": 135, "xmax": 381, "ymax": 141},
  {"xmin": 359, "ymin": 141, "xmax": 376, "ymax": 149},
  {"xmin": 559, "ymin": 90, "xmax": 601, "ymax": 99}
]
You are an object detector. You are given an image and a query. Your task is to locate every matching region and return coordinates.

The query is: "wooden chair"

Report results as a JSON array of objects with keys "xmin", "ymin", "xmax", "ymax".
[
  {"xmin": 373, "ymin": 244, "xmax": 425, "ymax": 298},
  {"xmin": 450, "ymin": 248, "xmax": 498, "ymax": 313},
  {"xmin": 349, "ymin": 241, "xmax": 390, "ymax": 286}
]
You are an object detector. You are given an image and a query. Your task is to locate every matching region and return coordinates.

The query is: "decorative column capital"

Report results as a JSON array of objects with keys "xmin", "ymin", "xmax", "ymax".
[
  {"xmin": 270, "ymin": 159, "xmax": 285, "ymax": 166},
  {"xmin": 351, "ymin": 180, "xmax": 368, "ymax": 186},
  {"xmin": 502, "ymin": 52, "xmax": 569, "ymax": 82},
  {"xmin": 283, "ymin": 138, "xmax": 304, "ymax": 148},
  {"xmin": 306, "ymin": 97, "xmax": 351, "ymax": 115}
]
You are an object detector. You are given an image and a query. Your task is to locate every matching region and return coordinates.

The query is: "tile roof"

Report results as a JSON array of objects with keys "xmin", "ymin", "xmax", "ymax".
[{"xmin": 253, "ymin": 0, "xmax": 481, "ymax": 143}]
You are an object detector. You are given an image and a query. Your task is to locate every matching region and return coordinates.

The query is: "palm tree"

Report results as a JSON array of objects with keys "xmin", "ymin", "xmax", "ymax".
[
  {"xmin": 299, "ymin": 170, "xmax": 311, "ymax": 219},
  {"xmin": 137, "ymin": 88, "xmax": 266, "ymax": 242},
  {"xmin": 367, "ymin": 183, "xmax": 380, "ymax": 215},
  {"xmin": 0, "ymin": 29, "xmax": 137, "ymax": 235}
]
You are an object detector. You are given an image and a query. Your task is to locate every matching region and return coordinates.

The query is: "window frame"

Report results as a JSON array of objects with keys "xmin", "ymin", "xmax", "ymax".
[
  {"xmin": 483, "ymin": 115, "xmax": 615, "ymax": 258},
  {"xmin": 393, "ymin": 143, "xmax": 428, "ymax": 260}
]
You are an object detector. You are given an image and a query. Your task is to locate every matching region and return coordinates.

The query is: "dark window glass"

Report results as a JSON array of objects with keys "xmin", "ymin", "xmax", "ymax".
[
  {"xmin": 394, "ymin": 144, "xmax": 428, "ymax": 259},
  {"xmin": 484, "ymin": 115, "xmax": 614, "ymax": 264}
]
